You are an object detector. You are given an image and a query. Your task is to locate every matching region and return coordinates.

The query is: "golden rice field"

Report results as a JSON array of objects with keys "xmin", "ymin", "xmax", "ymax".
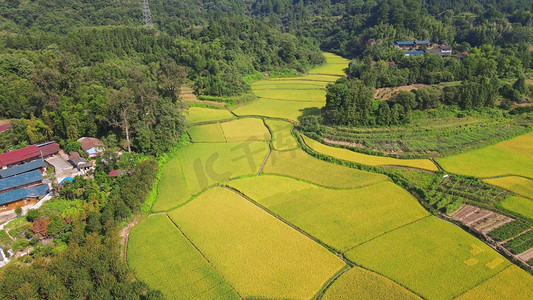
[
  {"xmin": 302, "ymin": 134, "xmax": 439, "ymax": 171},
  {"xmin": 251, "ymin": 80, "xmax": 327, "ymax": 89},
  {"xmin": 227, "ymin": 175, "xmax": 428, "ymax": 251},
  {"xmin": 128, "ymin": 215, "xmax": 239, "ymax": 299},
  {"xmin": 484, "ymin": 176, "xmax": 533, "ymax": 199},
  {"xmin": 263, "ymin": 149, "xmax": 388, "ymax": 188},
  {"xmin": 345, "ymin": 217, "xmax": 512, "ymax": 299},
  {"xmin": 437, "ymin": 132, "xmax": 533, "ymax": 178},
  {"xmin": 455, "ymin": 265, "xmax": 533, "ymax": 300},
  {"xmin": 499, "ymin": 196, "xmax": 533, "ymax": 219},
  {"xmin": 253, "ymin": 89, "xmax": 326, "ymax": 102},
  {"xmin": 187, "ymin": 123, "xmax": 226, "ymax": 142},
  {"xmin": 167, "ymin": 187, "xmax": 346, "ymax": 299},
  {"xmin": 322, "ymin": 267, "xmax": 421, "ymax": 300},
  {"xmin": 264, "ymin": 119, "xmax": 298, "ymax": 150},
  {"xmin": 232, "ymin": 98, "xmax": 321, "ymax": 121},
  {"xmin": 220, "ymin": 118, "xmax": 271, "ymax": 142},
  {"xmin": 185, "ymin": 106, "xmax": 233, "ymax": 124}
]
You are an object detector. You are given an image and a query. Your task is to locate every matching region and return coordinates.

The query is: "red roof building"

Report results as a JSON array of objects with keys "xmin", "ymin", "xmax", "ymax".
[
  {"xmin": 0, "ymin": 123, "xmax": 12, "ymax": 133},
  {"xmin": 108, "ymin": 170, "xmax": 119, "ymax": 177},
  {"xmin": 0, "ymin": 145, "xmax": 41, "ymax": 168},
  {"xmin": 38, "ymin": 142, "xmax": 60, "ymax": 157}
]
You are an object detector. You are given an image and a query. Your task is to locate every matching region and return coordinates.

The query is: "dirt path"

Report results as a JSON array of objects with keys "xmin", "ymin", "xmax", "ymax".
[{"xmin": 119, "ymin": 214, "xmax": 147, "ymax": 265}]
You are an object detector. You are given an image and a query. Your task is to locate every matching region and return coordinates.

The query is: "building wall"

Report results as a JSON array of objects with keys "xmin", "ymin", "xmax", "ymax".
[{"xmin": 0, "ymin": 197, "xmax": 38, "ymax": 212}]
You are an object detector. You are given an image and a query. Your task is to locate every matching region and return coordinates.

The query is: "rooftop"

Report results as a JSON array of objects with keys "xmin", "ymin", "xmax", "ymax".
[
  {"xmin": 0, "ymin": 184, "xmax": 49, "ymax": 206},
  {"xmin": 78, "ymin": 137, "xmax": 104, "ymax": 152},
  {"xmin": 0, "ymin": 123, "xmax": 12, "ymax": 133},
  {"xmin": 0, "ymin": 145, "xmax": 41, "ymax": 168},
  {"xmin": 37, "ymin": 142, "xmax": 60, "ymax": 157},
  {"xmin": 0, "ymin": 170, "xmax": 42, "ymax": 192},
  {"xmin": 0, "ymin": 160, "xmax": 45, "ymax": 178}
]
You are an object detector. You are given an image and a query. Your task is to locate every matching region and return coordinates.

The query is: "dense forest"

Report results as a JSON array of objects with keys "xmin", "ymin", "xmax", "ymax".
[{"xmin": 1, "ymin": 0, "xmax": 533, "ymax": 297}]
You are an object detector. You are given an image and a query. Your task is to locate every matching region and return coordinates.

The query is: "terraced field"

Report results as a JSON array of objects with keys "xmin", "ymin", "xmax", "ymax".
[{"xmin": 129, "ymin": 53, "xmax": 533, "ymax": 300}]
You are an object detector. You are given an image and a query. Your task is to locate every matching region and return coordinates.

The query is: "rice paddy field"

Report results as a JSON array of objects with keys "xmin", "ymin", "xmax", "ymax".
[
  {"xmin": 322, "ymin": 267, "xmax": 421, "ymax": 300},
  {"xmin": 127, "ymin": 215, "xmax": 239, "ymax": 299},
  {"xmin": 167, "ymin": 187, "xmax": 346, "ymax": 299},
  {"xmin": 499, "ymin": 196, "xmax": 533, "ymax": 219},
  {"xmin": 264, "ymin": 119, "xmax": 298, "ymax": 150},
  {"xmin": 345, "ymin": 217, "xmax": 511, "ymax": 299},
  {"xmin": 185, "ymin": 107, "xmax": 233, "ymax": 124},
  {"xmin": 302, "ymin": 134, "xmax": 439, "ymax": 171},
  {"xmin": 437, "ymin": 132, "xmax": 533, "ymax": 178},
  {"xmin": 455, "ymin": 265, "xmax": 533, "ymax": 300},
  {"xmin": 129, "ymin": 53, "xmax": 533, "ymax": 300},
  {"xmin": 263, "ymin": 149, "xmax": 388, "ymax": 188},
  {"xmin": 484, "ymin": 176, "xmax": 533, "ymax": 199},
  {"xmin": 226, "ymin": 175, "xmax": 429, "ymax": 251}
]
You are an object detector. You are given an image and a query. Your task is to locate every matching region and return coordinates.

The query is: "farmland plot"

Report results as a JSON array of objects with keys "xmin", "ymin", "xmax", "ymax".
[
  {"xmin": 322, "ymin": 267, "xmax": 421, "ymax": 300},
  {"xmin": 187, "ymin": 123, "xmax": 226, "ymax": 143},
  {"xmin": 232, "ymin": 98, "xmax": 322, "ymax": 121},
  {"xmin": 128, "ymin": 215, "xmax": 239, "ymax": 299},
  {"xmin": 219, "ymin": 118, "xmax": 271, "ymax": 142},
  {"xmin": 185, "ymin": 107, "xmax": 233, "ymax": 124},
  {"xmin": 152, "ymin": 156, "xmax": 190, "ymax": 212},
  {"xmin": 437, "ymin": 132, "xmax": 533, "ymax": 178},
  {"xmin": 253, "ymin": 89, "xmax": 326, "ymax": 102},
  {"xmin": 263, "ymin": 149, "xmax": 387, "ymax": 188},
  {"xmin": 178, "ymin": 142, "xmax": 269, "ymax": 193},
  {"xmin": 345, "ymin": 217, "xmax": 511, "ymax": 299},
  {"xmin": 484, "ymin": 176, "xmax": 533, "ymax": 199},
  {"xmin": 264, "ymin": 119, "xmax": 298, "ymax": 150},
  {"xmin": 251, "ymin": 81, "xmax": 326, "ymax": 89},
  {"xmin": 227, "ymin": 175, "xmax": 429, "ymax": 251},
  {"xmin": 168, "ymin": 187, "xmax": 346, "ymax": 299},
  {"xmin": 302, "ymin": 135, "xmax": 438, "ymax": 171},
  {"xmin": 499, "ymin": 196, "xmax": 533, "ymax": 219},
  {"xmin": 455, "ymin": 265, "xmax": 533, "ymax": 300}
]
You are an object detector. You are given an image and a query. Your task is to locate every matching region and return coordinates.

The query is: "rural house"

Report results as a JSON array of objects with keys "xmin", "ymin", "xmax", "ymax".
[
  {"xmin": 37, "ymin": 142, "xmax": 60, "ymax": 159},
  {"xmin": 0, "ymin": 160, "xmax": 45, "ymax": 179},
  {"xmin": 78, "ymin": 137, "xmax": 105, "ymax": 157},
  {"xmin": 0, "ymin": 184, "xmax": 49, "ymax": 211},
  {"xmin": 0, "ymin": 145, "xmax": 42, "ymax": 168}
]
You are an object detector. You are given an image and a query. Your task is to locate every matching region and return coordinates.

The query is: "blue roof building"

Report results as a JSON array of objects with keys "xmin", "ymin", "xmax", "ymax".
[
  {"xmin": 415, "ymin": 40, "xmax": 431, "ymax": 45},
  {"xmin": 394, "ymin": 41, "xmax": 415, "ymax": 46},
  {"xmin": 0, "ymin": 171, "xmax": 43, "ymax": 192},
  {"xmin": 0, "ymin": 184, "xmax": 49, "ymax": 206},
  {"xmin": 405, "ymin": 51, "xmax": 425, "ymax": 56},
  {"xmin": 0, "ymin": 159, "xmax": 45, "ymax": 178}
]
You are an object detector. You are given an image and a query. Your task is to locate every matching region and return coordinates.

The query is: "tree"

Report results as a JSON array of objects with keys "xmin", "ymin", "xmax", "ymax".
[
  {"xmin": 106, "ymin": 89, "xmax": 137, "ymax": 153},
  {"xmin": 158, "ymin": 58, "xmax": 187, "ymax": 102},
  {"xmin": 14, "ymin": 206, "xmax": 22, "ymax": 217}
]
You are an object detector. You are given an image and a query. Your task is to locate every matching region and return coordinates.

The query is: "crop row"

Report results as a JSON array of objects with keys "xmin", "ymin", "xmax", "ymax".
[
  {"xmin": 505, "ymin": 230, "xmax": 533, "ymax": 254},
  {"xmin": 488, "ymin": 220, "xmax": 532, "ymax": 241}
]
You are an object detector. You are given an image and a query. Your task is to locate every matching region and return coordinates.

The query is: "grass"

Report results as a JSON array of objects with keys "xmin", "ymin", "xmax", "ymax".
[
  {"xmin": 455, "ymin": 265, "xmax": 533, "ymax": 300},
  {"xmin": 178, "ymin": 142, "xmax": 269, "ymax": 193},
  {"xmin": 152, "ymin": 155, "xmax": 190, "ymax": 212},
  {"xmin": 437, "ymin": 132, "xmax": 533, "ymax": 178},
  {"xmin": 185, "ymin": 107, "xmax": 233, "ymax": 124},
  {"xmin": 499, "ymin": 196, "xmax": 533, "ymax": 219},
  {"xmin": 168, "ymin": 187, "xmax": 346, "ymax": 299},
  {"xmin": 226, "ymin": 175, "xmax": 429, "ymax": 251},
  {"xmin": 219, "ymin": 118, "xmax": 271, "ymax": 142},
  {"xmin": 127, "ymin": 215, "xmax": 239, "ymax": 300},
  {"xmin": 263, "ymin": 149, "xmax": 388, "ymax": 188},
  {"xmin": 345, "ymin": 217, "xmax": 511, "ymax": 300},
  {"xmin": 322, "ymin": 267, "xmax": 421, "ymax": 300},
  {"xmin": 302, "ymin": 135, "xmax": 438, "ymax": 171},
  {"xmin": 232, "ymin": 98, "xmax": 322, "ymax": 121},
  {"xmin": 484, "ymin": 176, "xmax": 533, "ymax": 199},
  {"xmin": 264, "ymin": 119, "xmax": 298, "ymax": 150},
  {"xmin": 187, "ymin": 123, "xmax": 226, "ymax": 142},
  {"xmin": 253, "ymin": 89, "xmax": 326, "ymax": 102}
]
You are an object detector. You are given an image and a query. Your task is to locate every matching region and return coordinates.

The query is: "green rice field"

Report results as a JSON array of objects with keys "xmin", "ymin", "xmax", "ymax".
[
  {"xmin": 151, "ymin": 155, "xmax": 190, "ymax": 212},
  {"xmin": 437, "ymin": 132, "xmax": 533, "ymax": 178},
  {"xmin": 263, "ymin": 149, "xmax": 388, "ymax": 188},
  {"xmin": 187, "ymin": 123, "xmax": 226, "ymax": 142},
  {"xmin": 484, "ymin": 176, "xmax": 533, "ymax": 199},
  {"xmin": 302, "ymin": 134, "xmax": 439, "ymax": 171},
  {"xmin": 168, "ymin": 187, "xmax": 345, "ymax": 299},
  {"xmin": 499, "ymin": 196, "xmax": 533, "ymax": 219},
  {"xmin": 220, "ymin": 118, "xmax": 271, "ymax": 142},
  {"xmin": 127, "ymin": 215, "xmax": 239, "ymax": 299},
  {"xmin": 264, "ymin": 119, "xmax": 298, "ymax": 150},
  {"xmin": 185, "ymin": 107, "xmax": 233, "ymax": 124},
  {"xmin": 232, "ymin": 98, "xmax": 321, "ymax": 121},
  {"xmin": 345, "ymin": 217, "xmax": 511, "ymax": 299},
  {"xmin": 227, "ymin": 175, "xmax": 429, "ymax": 251},
  {"xmin": 253, "ymin": 89, "xmax": 326, "ymax": 102},
  {"xmin": 322, "ymin": 267, "xmax": 421, "ymax": 300}
]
